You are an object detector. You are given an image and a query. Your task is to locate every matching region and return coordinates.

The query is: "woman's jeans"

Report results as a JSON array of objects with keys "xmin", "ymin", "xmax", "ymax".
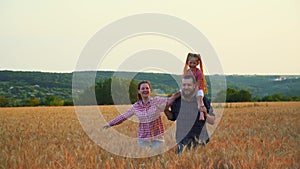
[{"xmin": 138, "ymin": 139, "xmax": 163, "ymax": 149}]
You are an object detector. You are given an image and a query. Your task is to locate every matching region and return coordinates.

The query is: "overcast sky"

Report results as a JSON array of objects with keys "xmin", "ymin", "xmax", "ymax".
[{"xmin": 1, "ymin": 0, "xmax": 299, "ymax": 75}]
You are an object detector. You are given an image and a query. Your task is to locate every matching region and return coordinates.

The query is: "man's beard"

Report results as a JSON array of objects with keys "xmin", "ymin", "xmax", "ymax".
[{"xmin": 182, "ymin": 89, "xmax": 195, "ymax": 99}]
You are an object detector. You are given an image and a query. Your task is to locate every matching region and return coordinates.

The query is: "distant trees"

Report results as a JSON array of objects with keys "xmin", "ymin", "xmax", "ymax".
[
  {"xmin": 1, "ymin": 71, "xmax": 300, "ymax": 107},
  {"xmin": 0, "ymin": 96, "xmax": 9, "ymax": 107},
  {"xmin": 96, "ymin": 77, "xmax": 138, "ymax": 105},
  {"xmin": 76, "ymin": 77, "xmax": 138, "ymax": 105},
  {"xmin": 227, "ymin": 88, "xmax": 252, "ymax": 102},
  {"xmin": 261, "ymin": 94, "xmax": 300, "ymax": 102},
  {"xmin": 214, "ymin": 88, "xmax": 300, "ymax": 102},
  {"xmin": 24, "ymin": 97, "xmax": 40, "ymax": 106},
  {"xmin": 42, "ymin": 95, "xmax": 65, "ymax": 106},
  {"xmin": 215, "ymin": 88, "xmax": 252, "ymax": 102},
  {"xmin": 0, "ymin": 94, "xmax": 67, "ymax": 107}
]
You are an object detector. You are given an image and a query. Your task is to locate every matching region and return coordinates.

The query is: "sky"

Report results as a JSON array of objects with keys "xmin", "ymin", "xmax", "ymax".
[{"xmin": 1, "ymin": 0, "xmax": 299, "ymax": 75}]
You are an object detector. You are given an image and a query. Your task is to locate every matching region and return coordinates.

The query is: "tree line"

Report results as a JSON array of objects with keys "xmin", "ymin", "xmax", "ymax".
[
  {"xmin": 75, "ymin": 78, "xmax": 300, "ymax": 106},
  {"xmin": 214, "ymin": 88, "xmax": 300, "ymax": 102},
  {"xmin": 1, "ymin": 77, "xmax": 300, "ymax": 107},
  {"xmin": 0, "ymin": 95, "xmax": 73, "ymax": 107}
]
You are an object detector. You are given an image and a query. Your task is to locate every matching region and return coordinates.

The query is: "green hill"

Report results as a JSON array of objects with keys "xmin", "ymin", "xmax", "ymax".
[
  {"xmin": 0, "ymin": 70, "xmax": 299, "ymax": 106},
  {"xmin": 225, "ymin": 75, "xmax": 300, "ymax": 97}
]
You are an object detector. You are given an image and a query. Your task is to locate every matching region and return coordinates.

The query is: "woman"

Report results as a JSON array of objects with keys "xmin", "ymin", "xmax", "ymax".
[{"xmin": 103, "ymin": 80, "xmax": 179, "ymax": 149}]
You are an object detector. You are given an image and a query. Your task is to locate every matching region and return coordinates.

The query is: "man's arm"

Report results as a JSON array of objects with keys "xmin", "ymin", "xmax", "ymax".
[
  {"xmin": 167, "ymin": 91, "xmax": 181, "ymax": 108},
  {"xmin": 203, "ymin": 97, "xmax": 215, "ymax": 125},
  {"xmin": 164, "ymin": 97, "xmax": 180, "ymax": 121},
  {"xmin": 204, "ymin": 108, "xmax": 215, "ymax": 125},
  {"xmin": 164, "ymin": 106, "xmax": 175, "ymax": 121}
]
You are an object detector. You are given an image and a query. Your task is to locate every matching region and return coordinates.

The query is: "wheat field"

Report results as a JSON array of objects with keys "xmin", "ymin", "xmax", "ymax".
[{"xmin": 0, "ymin": 102, "xmax": 299, "ymax": 169}]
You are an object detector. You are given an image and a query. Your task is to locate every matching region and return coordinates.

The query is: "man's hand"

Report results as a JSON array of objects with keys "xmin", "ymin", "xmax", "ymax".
[{"xmin": 202, "ymin": 107, "xmax": 208, "ymax": 119}]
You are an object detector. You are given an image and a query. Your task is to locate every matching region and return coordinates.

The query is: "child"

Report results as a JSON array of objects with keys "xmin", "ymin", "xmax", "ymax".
[{"xmin": 183, "ymin": 53, "xmax": 208, "ymax": 121}]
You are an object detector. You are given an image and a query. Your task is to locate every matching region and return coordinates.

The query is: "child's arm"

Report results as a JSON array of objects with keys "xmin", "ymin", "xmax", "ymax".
[{"xmin": 182, "ymin": 57, "xmax": 189, "ymax": 77}]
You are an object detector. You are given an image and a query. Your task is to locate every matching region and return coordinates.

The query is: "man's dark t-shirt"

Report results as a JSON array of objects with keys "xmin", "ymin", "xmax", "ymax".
[{"xmin": 169, "ymin": 96, "xmax": 214, "ymax": 144}]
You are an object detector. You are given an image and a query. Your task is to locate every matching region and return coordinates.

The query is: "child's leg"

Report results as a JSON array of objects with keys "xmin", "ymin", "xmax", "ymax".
[
  {"xmin": 196, "ymin": 90, "xmax": 205, "ymax": 121},
  {"xmin": 197, "ymin": 96, "xmax": 205, "ymax": 120}
]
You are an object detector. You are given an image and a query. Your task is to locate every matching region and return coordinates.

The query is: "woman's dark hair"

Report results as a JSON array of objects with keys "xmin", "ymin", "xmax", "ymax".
[{"xmin": 137, "ymin": 80, "xmax": 152, "ymax": 101}]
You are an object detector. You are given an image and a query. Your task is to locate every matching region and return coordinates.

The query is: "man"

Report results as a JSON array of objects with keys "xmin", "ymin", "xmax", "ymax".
[{"xmin": 164, "ymin": 74, "xmax": 215, "ymax": 153}]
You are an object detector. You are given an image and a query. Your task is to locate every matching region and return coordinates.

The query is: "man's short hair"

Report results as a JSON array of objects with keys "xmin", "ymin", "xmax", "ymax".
[{"xmin": 182, "ymin": 74, "xmax": 196, "ymax": 84}]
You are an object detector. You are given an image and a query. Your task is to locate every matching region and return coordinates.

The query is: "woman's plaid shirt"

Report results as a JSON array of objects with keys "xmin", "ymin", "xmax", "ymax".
[{"xmin": 108, "ymin": 97, "xmax": 168, "ymax": 140}]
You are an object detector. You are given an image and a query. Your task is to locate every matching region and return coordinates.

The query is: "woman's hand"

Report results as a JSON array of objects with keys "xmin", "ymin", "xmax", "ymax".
[{"xmin": 103, "ymin": 124, "xmax": 110, "ymax": 129}]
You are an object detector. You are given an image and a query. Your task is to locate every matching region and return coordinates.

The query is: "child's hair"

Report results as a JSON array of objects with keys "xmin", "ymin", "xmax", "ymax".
[
  {"xmin": 187, "ymin": 53, "xmax": 201, "ymax": 63},
  {"xmin": 185, "ymin": 52, "xmax": 208, "ymax": 94}
]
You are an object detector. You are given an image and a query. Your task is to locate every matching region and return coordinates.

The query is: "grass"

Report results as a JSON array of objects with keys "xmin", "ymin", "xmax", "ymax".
[{"xmin": 0, "ymin": 102, "xmax": 299, "ymax": 168}]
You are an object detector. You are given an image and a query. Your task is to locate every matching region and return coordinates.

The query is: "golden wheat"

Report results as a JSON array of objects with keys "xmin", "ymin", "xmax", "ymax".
[{"xmin": 0, "ymin": 102, "xmax": 299, "ymax": 169}]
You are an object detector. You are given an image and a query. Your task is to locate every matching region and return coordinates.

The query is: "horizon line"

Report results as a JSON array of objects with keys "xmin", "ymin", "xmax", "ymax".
[{"xmin": 0, "ymin": 69, "xmax": 299, "ymax": 76}]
